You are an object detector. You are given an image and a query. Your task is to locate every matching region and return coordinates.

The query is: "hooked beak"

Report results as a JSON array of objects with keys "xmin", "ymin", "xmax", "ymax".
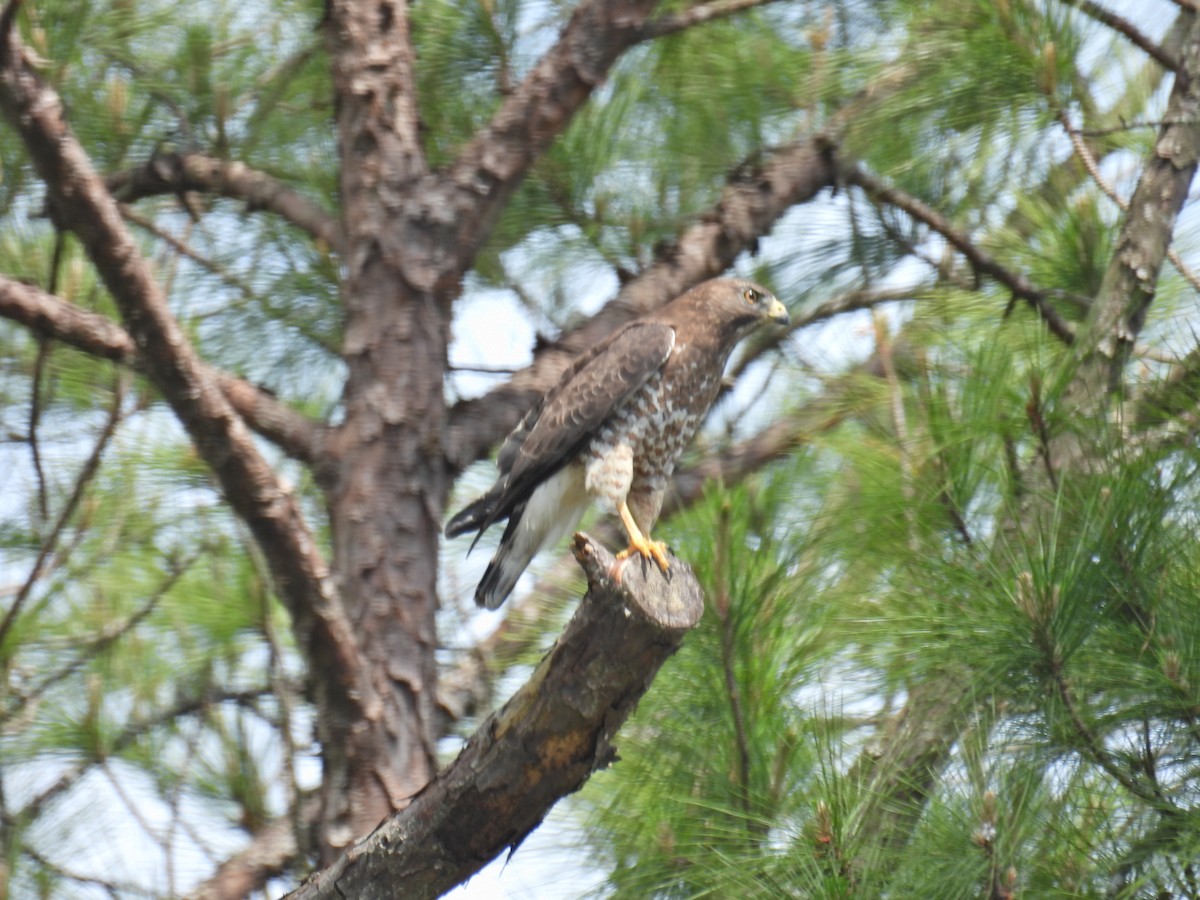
[{"xmin": 766, "ymin": 296, "xmax": 790, "ymax": 327}]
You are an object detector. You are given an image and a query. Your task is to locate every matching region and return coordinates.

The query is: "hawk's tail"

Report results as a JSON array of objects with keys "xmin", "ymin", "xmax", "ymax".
[
  {"xmin": 474, "ymin": 467, "xmax": 590, "ymax": 608},
  {"xmin": 475, "ymin": 508, "xmax": 531, "ymax": 610},
  {"xmin": 444, "ymin": 483, "xmax": 504, "ymax": 542}
]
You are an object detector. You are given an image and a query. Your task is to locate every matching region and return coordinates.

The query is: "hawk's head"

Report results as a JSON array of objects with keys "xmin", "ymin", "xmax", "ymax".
[{"xmin": 673, "ymin": 278, "xmax": 790, "ymax": 347}]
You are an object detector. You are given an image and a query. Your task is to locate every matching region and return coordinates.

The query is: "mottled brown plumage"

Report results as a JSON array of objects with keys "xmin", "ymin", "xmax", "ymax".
[{"xmin": 446, "ymin": 278, "xmax": 789, "ymax": 608}]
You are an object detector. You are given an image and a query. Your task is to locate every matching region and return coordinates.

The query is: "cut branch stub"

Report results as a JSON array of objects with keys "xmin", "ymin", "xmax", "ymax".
[{"xmin": 287, "ymin": 534, "xmax": 704, "ymax": 900}]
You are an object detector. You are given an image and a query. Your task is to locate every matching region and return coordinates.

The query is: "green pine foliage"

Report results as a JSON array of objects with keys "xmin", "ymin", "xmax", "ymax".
[{"xmin": 581, "ymin": 354, "xmax": 1200, "ymax": 896}]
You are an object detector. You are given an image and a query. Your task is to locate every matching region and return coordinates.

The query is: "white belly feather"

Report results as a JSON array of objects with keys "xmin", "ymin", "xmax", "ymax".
[{"xmin": 521, "ymin": 463, "xmax": 591, "ymax": 556}]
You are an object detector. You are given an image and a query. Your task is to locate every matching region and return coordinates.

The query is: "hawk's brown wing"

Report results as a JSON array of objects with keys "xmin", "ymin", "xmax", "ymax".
[{"xmin": 472, "ymin": 320, "xmax": 675, "ymax": 537}]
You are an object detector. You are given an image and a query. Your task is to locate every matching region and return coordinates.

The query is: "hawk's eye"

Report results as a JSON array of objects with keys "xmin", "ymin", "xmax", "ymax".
[{"xmin": 742, "ymin": 288, "xmax": 757, "ymax": 305}]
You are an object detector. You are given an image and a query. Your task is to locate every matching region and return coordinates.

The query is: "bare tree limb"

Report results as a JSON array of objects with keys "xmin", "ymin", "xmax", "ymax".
[
  {"xmin": 288, "ymin": 534, "xmax": 704, "ymax": 900},
  {"xmin": 0, "ymin": 28, "xmax": 372, "ymax": 722},
  {"xmin": 0, "ymin": 275, "xmax": 330, "ymax": 465},
  {"xmin": 1058, "ymin": 0, "xmax": 1179, "ymax": 71},
  {"xmin": 637, "ymin": 0, "xmax": 784, "ymax": 40},
  {"xmin": 843, "ymin": 164, "xmax": 1082, "ymax": 345},
  {"xmin": 106, "ymin": 152, "xmax": 345, "ymax": 253},
  {"xmin": 200, "ymin": 494, "xmax": 730, "ymax": 897}
]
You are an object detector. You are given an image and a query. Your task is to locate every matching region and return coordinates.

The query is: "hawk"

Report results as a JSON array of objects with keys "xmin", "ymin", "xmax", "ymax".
[{"xmin": 446, "ymin": 278, "xmax": 790, "ymax": 609}]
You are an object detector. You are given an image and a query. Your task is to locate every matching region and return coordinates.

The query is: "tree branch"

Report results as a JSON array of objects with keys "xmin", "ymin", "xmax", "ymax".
[
  {"xmin": 206, "ymin": 370, "xmax": 854, "ymax": 890},
  {"xmin": 440, "ymin": 0, "xmax": 660, "ymax": 274},
  {"xmin": 843, "ymin": 164, "xmax": 1082, "ymax": 345},
  {"xmin": 728, "ymin": 285, "xmax": 917, "ymax": 382},
  {"xmin": 0, "ymin": 275, "xmax": 329, "ymax": 465},
  {"xmin": 288, "ymin": 534, "xmax": 704, "ymax": 900},
  {"xmin": 0, "ymin": 27, "xmax": 371, "ymax": 721},
  {"xmin": 637, "ymin": 0, "xmax": 784, "ymax": 40},
  {"xmin": 1058, "ymin": 0, "xmax": 1179, "ymax": 71},
  {"xmin": 106, "ymin": 151, "xmax": 345, "ymax": 253}
]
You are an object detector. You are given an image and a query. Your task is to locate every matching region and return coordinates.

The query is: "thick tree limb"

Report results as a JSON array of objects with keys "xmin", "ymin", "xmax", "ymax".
[
  {"xmin": 1077, "ymin": 10, "xmax": 1200, "ymax": 374},
  {"xmin": 445, "ymin": 136, "xmax": 839, "ymax": 470},
  {"xmin": 288, "ymin": 535, "xmax": 704, "ymax": 900},
  {"xmin": 0, "ymin": 275, "xmax": 329, "ymax": 465},
  {"xmin": 1052, "ymin": 9, "xmax": 1200, "ymax": 466},
  {"xmin": 1056, "ymin": 110, "xmax": 1200, "ymax": 294},
  {"xmin": 319, "ymin": 0, "xmax": 448, "ymax": 857},
  {"xmin": 106, "ymin": 151, "xmax": 345, "ymax": 253},
  {"xmin": 0, "ymin": 28, "xmax": 372, "ymax": 721}
]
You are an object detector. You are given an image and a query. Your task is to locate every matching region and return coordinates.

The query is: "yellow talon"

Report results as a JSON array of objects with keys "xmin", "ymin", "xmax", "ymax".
[
  {"xmin": 612, "ymin": 500, "xmax": 671, "ymax": 580},
  {"xmin": 615, "ymin": 536, "xmax": 671, "ymax": 572}
]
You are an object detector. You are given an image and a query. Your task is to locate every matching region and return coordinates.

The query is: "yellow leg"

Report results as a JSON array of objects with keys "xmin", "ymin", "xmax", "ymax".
[{"xmin": 613, "ymin": 500, "xmax": 671, "ymax": 574}]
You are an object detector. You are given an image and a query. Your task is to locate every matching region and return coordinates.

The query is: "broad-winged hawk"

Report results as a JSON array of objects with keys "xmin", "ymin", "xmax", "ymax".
[{"xmin": 446, "ymin": 278, "xmax": 789, "ymax": 609}]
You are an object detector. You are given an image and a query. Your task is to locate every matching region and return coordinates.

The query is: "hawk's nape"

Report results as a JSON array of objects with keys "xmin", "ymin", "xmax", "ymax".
[{"xmin": 446, "ymin": 278, "xmax": 789, "ymax": 609}]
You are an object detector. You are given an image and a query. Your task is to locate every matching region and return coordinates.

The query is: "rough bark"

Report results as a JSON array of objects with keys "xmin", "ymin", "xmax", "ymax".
[
  {"xmin": 287, "ymin": 534, "xmax": 704, "ymax": 900},
  {"xmin": 316, "ymin": 0, "xmax": 441, "ymax": 859},
  {"xmin": 1070, "ymin": 9, "xmax": 1200, "ymax": 406},
  {"xmin": 315, "ymin": 0, "xmax": 662, "ymax": 862}
]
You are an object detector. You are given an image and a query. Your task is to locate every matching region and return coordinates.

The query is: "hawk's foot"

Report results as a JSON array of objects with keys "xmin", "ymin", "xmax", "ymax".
[{"xmin": 611, "ymin": 535, "xmax": 671, "ymax": 583}]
